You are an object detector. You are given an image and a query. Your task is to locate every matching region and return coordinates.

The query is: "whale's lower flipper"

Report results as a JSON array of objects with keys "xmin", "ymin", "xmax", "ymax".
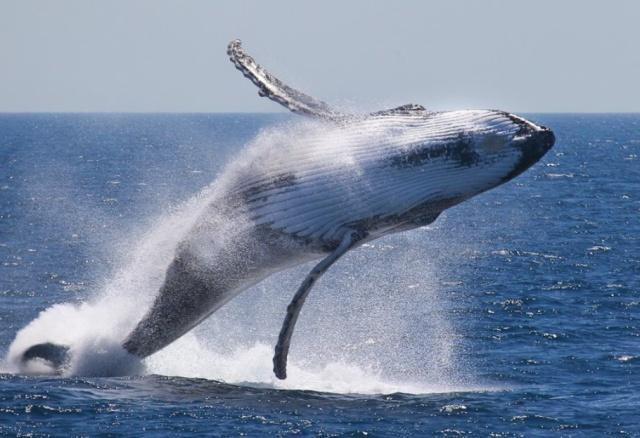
[
  {"xmin": 273, "ymin": 230, "xmax": 365, "ymax": 379},
  {"xmin": 21, "ymin": 342, "xmax": 70, "ymax": 372}
]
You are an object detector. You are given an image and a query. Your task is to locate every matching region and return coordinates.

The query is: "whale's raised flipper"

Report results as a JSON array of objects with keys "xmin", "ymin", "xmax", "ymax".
[
  {"xmin": 273, "ymin": 230, "xmax": 365, "ymax": 379},
  {"xmin": 21, "ymin": 342, "xmax": 70, "ymax": 372},
  {"xmin": 228, "ymin": 40, "xmax": 430, "ymax": 123},
  {"xmin": 227, "ymin": 39, "xmax": 348, "ymax": 121}
]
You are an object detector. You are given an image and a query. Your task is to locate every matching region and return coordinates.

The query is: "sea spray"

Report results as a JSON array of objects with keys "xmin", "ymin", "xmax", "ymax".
[
  {"xmin": 167, "ymin": 223, "xmax": 468, "ymax": 391},
  {"xmin": 5, "ymin": 118, "xmax": 469, "ymax": 393},
  {"xmin": 5, "ymin": 184, "xmax": 216, "ymax": 375},
  {"xmin": 147, "ymin": 337, "xmax": 473, "ymax": 395}
]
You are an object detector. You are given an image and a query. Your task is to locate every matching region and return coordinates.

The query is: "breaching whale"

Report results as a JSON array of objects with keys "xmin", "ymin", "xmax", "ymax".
[{"xmin": 20, "ymin": 39, "xmax": 554, "ymax": 379}]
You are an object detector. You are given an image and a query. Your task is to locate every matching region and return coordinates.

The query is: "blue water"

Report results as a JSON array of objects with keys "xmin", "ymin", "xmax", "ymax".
[{"xmin": 1, "ymin": 113, "xmax": 639, "ymax": 435}]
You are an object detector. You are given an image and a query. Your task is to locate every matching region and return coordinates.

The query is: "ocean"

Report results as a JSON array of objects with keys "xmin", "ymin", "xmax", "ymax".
[{"xmin": 0, "ymin": 113, "xmax": 638, "ymax": 435}]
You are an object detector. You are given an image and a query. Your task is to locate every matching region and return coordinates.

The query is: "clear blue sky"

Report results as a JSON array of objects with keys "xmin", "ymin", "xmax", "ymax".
[{"xmin": 2, "ymin": 0, "xmax": 638, "ymax": 113}]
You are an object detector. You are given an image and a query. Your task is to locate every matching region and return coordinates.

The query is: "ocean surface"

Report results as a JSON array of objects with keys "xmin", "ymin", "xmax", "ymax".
[{"xmin": 0, "ymin": 113, "xmax": 638, "ymax": 435}]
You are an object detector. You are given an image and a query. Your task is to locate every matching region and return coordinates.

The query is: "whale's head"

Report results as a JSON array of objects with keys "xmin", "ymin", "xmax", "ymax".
[
  {"xmin": 386, "ymin": 110, "xmax": 555, "ymax": 218},
  {"xmin": 459, "ymin": 111, "xmax": 553, "ymax": 200},
  {"xmin": 442, "ymin": 110, "xmax": 554, "ymax": 202},
  {"xmin": 496, "ymin": 112, "xmax": 555, "ymax": 184}
]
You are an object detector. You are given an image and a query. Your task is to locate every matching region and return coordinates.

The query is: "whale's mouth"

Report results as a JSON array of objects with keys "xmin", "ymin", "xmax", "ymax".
[
  {"xmin": 20, "ymin": 342, "xmax": 70, "ymax": 374},
  {"xmin": 500, "ymin": 120, "xmax": 555, "ymax": 184}
]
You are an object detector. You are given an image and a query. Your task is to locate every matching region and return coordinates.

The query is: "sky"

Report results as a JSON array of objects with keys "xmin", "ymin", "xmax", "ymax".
[{"xmin": 1, "ymin": 0, "xmax": 639, "ymax": 113}]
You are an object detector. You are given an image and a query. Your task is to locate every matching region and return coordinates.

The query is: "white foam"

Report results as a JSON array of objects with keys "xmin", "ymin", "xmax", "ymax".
[
  {"xmin": 4, "ymin": 186, "xmax": 213, "ymax": 376},
  {"xmin": 146, "ymin": 336, "xmax": 480, "ymax": 395},
  {"xmin": 3, "ymin": 120, "xmax": 487, "ymax": 395}
]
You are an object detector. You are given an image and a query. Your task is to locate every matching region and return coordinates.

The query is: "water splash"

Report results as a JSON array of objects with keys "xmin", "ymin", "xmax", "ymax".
[
  {"xmin": 147, "ymin": 337, "xmax": 481, "ymax": 395},
  {"xmin": 4, "ymin": 120, "xmax": 475, "ymax": 395},
  {"xmin": 5, "ymin": 186, "xmax": 213, "ymax": 376}
]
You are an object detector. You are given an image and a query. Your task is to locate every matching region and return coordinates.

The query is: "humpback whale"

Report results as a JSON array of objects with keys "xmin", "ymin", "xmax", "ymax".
[{"xmin": 20, "ymin": 40, "xmax": 554, "ymax": 379}]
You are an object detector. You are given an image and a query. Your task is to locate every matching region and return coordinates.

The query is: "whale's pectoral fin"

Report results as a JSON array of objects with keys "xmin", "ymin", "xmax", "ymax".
[
  {"xmin": 369, "ymin": 103, "xmax": 428, "ymax": 117},
  {"xmin": 21, "ymin": 342, "xmax": 70, "ymax": 373},
  {"xmin": 227, "ymin": 39, "xmax": 348, "ymax": 121},
  {"xmin": 228, "ymin": 40, "xmax": 429, "ymax": 122},
  {"xmin": 273, "ymin": 230, "xmax": 365, "ymax": 379}
]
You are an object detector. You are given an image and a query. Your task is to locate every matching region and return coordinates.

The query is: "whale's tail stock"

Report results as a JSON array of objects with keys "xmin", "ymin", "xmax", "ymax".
[{"xmin": 20, "ymin": 342, "xmax": 71, "ymax": 373}]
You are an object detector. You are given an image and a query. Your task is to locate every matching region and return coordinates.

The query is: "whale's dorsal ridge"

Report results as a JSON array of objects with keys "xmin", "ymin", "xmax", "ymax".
[
  {"xmin": 227, "ymin": 39, "xmax": 347, "ymax": 121},
  {"xmin": 370, "ymin": 103, "xmax": 429, "ymax": 117}
]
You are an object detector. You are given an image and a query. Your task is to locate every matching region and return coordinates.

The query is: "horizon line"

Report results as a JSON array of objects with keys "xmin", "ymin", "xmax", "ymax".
[{"xmin": 1, "ymin": 111, "xmax": 640, "ymax": 115}]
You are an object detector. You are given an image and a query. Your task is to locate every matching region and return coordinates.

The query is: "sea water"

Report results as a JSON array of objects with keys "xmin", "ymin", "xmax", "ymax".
[{"xmin": 0, "ymin": 113, "xmax": 638, "ymax": 435}]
